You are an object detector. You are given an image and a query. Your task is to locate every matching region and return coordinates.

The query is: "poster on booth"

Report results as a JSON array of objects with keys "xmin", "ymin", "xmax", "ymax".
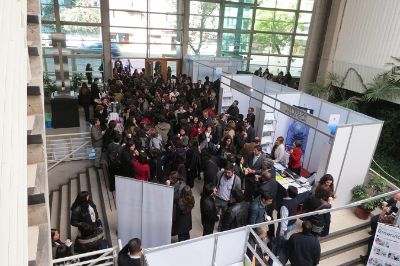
[{"xmin": 367, "ymin": 223, "xmax": 400, "ymax": 266}]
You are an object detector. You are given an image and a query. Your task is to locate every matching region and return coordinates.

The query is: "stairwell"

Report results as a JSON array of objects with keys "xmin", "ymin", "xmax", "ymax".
[{"xmin": 50, "ymin": 166, "xmax": 118, "ymax": 252}]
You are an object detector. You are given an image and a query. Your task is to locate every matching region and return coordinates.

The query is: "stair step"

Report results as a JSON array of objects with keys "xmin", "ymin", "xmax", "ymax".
[
  {"xmin": 87, "ymin": 168, "xmax": 107, "ymax": 241},
  {"xmin": 50, "ymin": 191, "xmax": 60, "ymax": 230},
  {"xmin": 69, "ymin": 178, "xmax": 79, "ymax": 242},
  {"xmin": 98, "ymin": 168, "xmax": 118, "ymax": 246},
  {"xmin": 27, "ymin": 164, "xmax": 37, "ymax": 194},
  {"xmin": 59, "ymin": 185, "xmax": 69, "ymax": 241},
  {"xmin": 320, "ymin": 245, "xmax": 367, "ymax": 266},
  {"xmin": 320, "ymin": 222, "xmax": 369, "ymax": 243},
  {"xmin": 321, "ymin": 227, "xmax": 370, "ymax": 258},
  {"xmin": 79, "ymin": 173, "xmax": 88, "ymax": 192}
]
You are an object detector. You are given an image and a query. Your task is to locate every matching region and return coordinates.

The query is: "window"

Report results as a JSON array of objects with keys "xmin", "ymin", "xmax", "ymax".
[{"xmin": 188, "ymin": 31, "xmax": 218, "ymax": 56}]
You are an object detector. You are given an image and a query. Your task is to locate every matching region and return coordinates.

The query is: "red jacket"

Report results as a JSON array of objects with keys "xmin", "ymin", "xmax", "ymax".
[
  {"xmin": 288, "ymin": 147, "xmax": 302, "ymax": 169},
  {"xmin": 132, "ymin": 159, "xmax": 150, "ymax": 181}
]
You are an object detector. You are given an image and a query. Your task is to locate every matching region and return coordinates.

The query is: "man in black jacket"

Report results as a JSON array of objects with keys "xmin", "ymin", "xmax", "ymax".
[
  {"xmin": 286, "ymin": 221, "xmax": 321, "ymax": 266},
  {"xmin": 221, "ymin": 189, "xmax": 249, "ymax": 231},
  {"xmin": 118, "ymin": 238, "xmax": 142, "ymax": 266}
]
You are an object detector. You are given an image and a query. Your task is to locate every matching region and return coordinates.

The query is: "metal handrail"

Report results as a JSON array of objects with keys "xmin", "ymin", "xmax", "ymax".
[
  {"xmin": 52, "ymin": 247, "xmax": 117, "ymax": 265},
  {"xmin": 48, "ymin": 140, "xmax": 91, "ymax": 172}
]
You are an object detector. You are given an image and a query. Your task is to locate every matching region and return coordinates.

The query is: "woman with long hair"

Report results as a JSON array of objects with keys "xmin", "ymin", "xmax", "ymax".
[
  {"xmin": 172, "ymin": 186, "xmax": 195, "ymax": 241},
  {"xmin": 70, "ymin": 191, "xmax": 101, "ymax": 233},
  {"xmin": 200, "ymin": 183, "xmax": 219, "ymax": 236}
]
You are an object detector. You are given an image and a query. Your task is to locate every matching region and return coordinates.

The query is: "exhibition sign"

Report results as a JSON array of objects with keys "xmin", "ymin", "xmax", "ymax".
[
  {"xmin": 367, "ymin": 223, "xmax": 400, "ymax": 266},
  {"xmin": 279, "ymin": 102, "xmax": 318, "ymax": 128}
]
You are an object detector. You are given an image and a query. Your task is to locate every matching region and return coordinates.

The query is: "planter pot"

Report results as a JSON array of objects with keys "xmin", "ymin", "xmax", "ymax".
[{"xmin": 354, "ymin": 206, "xmax": 371, "ymax": 220}]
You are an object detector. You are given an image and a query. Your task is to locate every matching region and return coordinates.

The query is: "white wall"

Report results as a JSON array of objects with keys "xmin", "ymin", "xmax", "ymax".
[
  {"xmin": 0, "ymin": 0, "xmax": 28, "ymax": 265},
  {"xmin": 333, "ymin": 0, "xmax": 400, "ymax": 103},
  {"xmin": 333, "ymin": 123, "xmax": 383, "ymax": 206}
]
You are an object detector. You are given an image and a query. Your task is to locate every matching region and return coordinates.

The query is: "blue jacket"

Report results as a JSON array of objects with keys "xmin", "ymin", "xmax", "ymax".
[{"xmin": 248, "ymin": 196, "xmax": 267, "ymax": 224}]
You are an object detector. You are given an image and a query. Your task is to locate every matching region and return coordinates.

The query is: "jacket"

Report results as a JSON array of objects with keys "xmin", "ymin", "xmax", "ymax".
[
  {"xmin": 248, "ymin": 196, "xmax": 268, "ymax": 224},
  {"xmin": 303, "ymin": 195, "xmax": 331, "ymax": 227},
  {"xmin": 91, "ymin": 126, "xmax": 103, "ymax": 148},
  {"xmin": 118, "ymin": 243, "xmax": 142, "ymax": 266},
  {"xmin": 200, "ymin": 196, "xmax": 219, "ymax": 227},
  {"xmin": 289, "ymin": 147, "xmax": 302, "ymax": 169},
  {"xmin": 172, "ymin": 200, "xmax": 193, "ymax": 235},
  {"xmin": 185, "ymin": 146, "xmax": 200, "ymax": 172},
  {"xmin": 71, "ymin": 202, "xmax": 99, "ymax": 230},
  {"xmin": 221, "ymin": 201, "xmax": 250, "ymax": 231},
  {"xmin": 132, "ymin": 159, "xmax": 150, "ymax": 181},
  {"xmin": 149, "ymin": 134, "xmax": 163, "ymax": 151},
  {"xmin": 286, "ymin": 232, "xmax": 321, "ymax": 266}
]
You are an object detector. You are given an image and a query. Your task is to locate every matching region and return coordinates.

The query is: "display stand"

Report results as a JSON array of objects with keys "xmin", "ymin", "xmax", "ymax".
[{"xmin": 219, "ymin": 73, "xmax": 383, "ymax": 206}]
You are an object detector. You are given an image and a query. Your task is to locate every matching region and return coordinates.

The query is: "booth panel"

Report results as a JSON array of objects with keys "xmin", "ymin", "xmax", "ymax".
[
  {"xmin": 346, "ymin": 111, "xmax": 376, "ymax": 124},
  {"xmin": 115, "ymin": 177, "xmax": 143, "ymax": 246},
  {"xmin": 325, "ymin": 126, "xmax": 352, "ymax": 190},
  {"xmin": 192, "ymin": 64, "xmax": 199, "ymax": 82},
  {"xmin": 307, "ymin": 133, "xmax": 331, "ymax": 173},
  {"xmin": 198, "ymin": 64, "xmax": 215, "ymax": 82},
  {"xmin": 142, "ymin": 182, "xmax": 174, "ymax": 248},
  {"xmin": 145, "ymin": 237, "xmax": 215, "ymax": 266},
  {"xmin": 334, "ymin": 123, "xmax": 383, "ymax": 206},
  {"xmin": 265, "ymin": 80, "xmax": 284, "ymax": 93},
  {"xmin": 232, "ymin": 74, "xmax": 253, "ymax": 87},
  {"xmin": 303, "ymin": 128, "xmax": 316, "ymax": 170},
  {"xmin": 221, "ymin": 76, "xmax": 231, "ymax": 86},
  {"xmin": 214, "ymin": 228, "xmax": 248, "ymax": 266},
  {"xmin": 231, "ymin": 89, "xmax": 251, "ymax": 115},
  {"xmin": 319, "ymin": 101, "xmax": 349, "ymax": 125},
  {"xmin": 252, "ymin": 76, "xmax": 266, "ymax": 93},
  {"xmin": 299, "ymin": 93, "xmax": 322, "ymax": 117}
]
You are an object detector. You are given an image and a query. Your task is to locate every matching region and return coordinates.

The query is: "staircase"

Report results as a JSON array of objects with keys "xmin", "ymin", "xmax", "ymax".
[
  {"xmin": 49, "ymin": 166, "xmax": 118, "ymax": 251},
  {"xmin": 318, "ymin": 216, "xmax": 371, "ymax": 265}
]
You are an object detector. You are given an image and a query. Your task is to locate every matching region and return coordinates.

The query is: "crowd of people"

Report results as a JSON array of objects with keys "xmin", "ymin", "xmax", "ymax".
[{"xmin": 66, "ymin": 67, "xmax": 341, "ymax": 265}]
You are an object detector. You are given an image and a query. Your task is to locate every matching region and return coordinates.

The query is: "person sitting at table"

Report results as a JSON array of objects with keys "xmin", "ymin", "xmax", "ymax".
[
  {"xmin": 271, "ymin": 136, "xmax": 286, "ymax": 165},
  {"xmin": 288, "ymin": 140, "xmax": 302, "ymax": 175},
  {"xmin": 244, "ymin": 145, "xmax": 266, "ymax": 201}
]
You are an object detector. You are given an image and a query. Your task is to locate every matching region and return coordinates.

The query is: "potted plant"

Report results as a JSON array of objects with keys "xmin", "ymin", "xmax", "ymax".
[{"xmin": 351, "ymin": 175, "xmax": 386, "ymax": 220}]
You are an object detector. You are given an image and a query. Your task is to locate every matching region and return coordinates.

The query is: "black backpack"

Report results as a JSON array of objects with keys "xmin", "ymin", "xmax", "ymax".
[{"xmin": 108, "ymin": 145, "xmax": 121, "ymax": 167}]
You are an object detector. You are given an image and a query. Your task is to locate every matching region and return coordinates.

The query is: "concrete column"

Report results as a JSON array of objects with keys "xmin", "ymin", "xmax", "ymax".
[
  {"xmin": 299, "ymin": 0, "xmax": 335, "ymax": 89},
  {"xmin": 100, "ymin": 0, "xmax": 112, "ymax": 81}
]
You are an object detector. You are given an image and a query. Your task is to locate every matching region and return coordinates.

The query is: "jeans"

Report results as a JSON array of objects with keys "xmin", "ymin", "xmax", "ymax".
[{"xmin": 282, "ymin": 223, "xmax": 296, "ymax": 240}]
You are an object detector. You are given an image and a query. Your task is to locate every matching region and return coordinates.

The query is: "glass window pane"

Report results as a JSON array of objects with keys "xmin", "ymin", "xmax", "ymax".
[
  {"xmin": 275, "ymin": 0, "xmax": 298, "ymax": 10},
  {"xmin": 189, "ymin": 15, "xmax": 219, "ymax": 29},
  {"xmin": 110, "ymin": 27, "xmax": 147, "ymax": 43},
  {"xmin": 268, "ymin": 56, "xmax": 288, "ymax": 67},
  {"xmin": 228, "ymin": 0, "xmax": 255, "ymax": 3},
  {"xmin": 112, "ymin": 43, "xmax": 147, "ymax": 57},
  {"xmin": 149, "ymin": 44, "xmax": 181, "ymax": 58},
  {"xmin": 293, "ymin": 35, "xmax": 308, "ymax": 56},
  {"xmin": 190, "ymin": 1, "xmax": 220, "ymax": 16},
  {"xmin": 254, "ymin": 10, "xmax": 273, "ymax": 32},
  {"xmin": 109, "ymin": 0, "xmax": 147, "ymax": 11},
  {"xmin": 59, "ymin": 0, "xmax": 100, "ymax": 8},
  {"xmin": 290, "ymin": 57, "xmax": 303, "ymax": 68},
  {"xmin": 252, "ymin": 33, "xmax": 291, "ymax": 55},
  {"xmin": 59, "ymin": 6, "xmax": 101, "ymax": 23},
  {"xmin": 188, "ymin": 31, "xmax": 218, "ymax": 56},
  {"xmin": 290, "ymin": 67, "xmax": 302, "ymax": 77},
  {"xmin": 255, "ymin": 10, "xmax": 295, "ymax": 33},
  {"xmin": 300, "ymin": 0, "xmax": 314, "ymax": 11},
  {"xmin": 258, "ymin": 0, "xmax": 276, "ymax": 8},
  {"xmin": 252, "ymin": 33, "xmax": 272, "ymax": 54},
  {"xmin": 68, "ymin": 58, "xmax": 103, "ymax": 77},
  {"xmin": 149, "ymin": 30, "xmax": 182, "ymax": 44},
  {"xmin": 61, "ymin": 26, "xmax": 102, "ymax": 41},
  {"xmin": 110, "ymin": 11, "xmax": 147, "ymax": 27},
  {"xmin": 41, "ymin": 4, "xmax": 55, "ymax": 20},
  {"xmin": 224, "ymin": 6, "xmax": 252, "ymax": 30},
  {"xmin": 221, "ymin": 33, "xmax": 250, "ymax": 54},
  {"xmin": 148, "ymin": 14, "xmax": 182, "ymax": 30},
  {"xmin": 148, "ymin": 0, "xmax": 183, "ymax": 14},
  {"xmin": 297, "ymin": 13, "xmax": 312, "ymax": 34}
]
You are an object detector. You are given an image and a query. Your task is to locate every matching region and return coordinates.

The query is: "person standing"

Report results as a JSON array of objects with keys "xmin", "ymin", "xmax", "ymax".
[
  {"xmin": 244, "ymin": 145, "xmax": 265, "ymax": 201},
  {"xmin": 78, "ymin": 83, "xmax": 92, "ymax": 121},
  {"xmin": 221, "ymin": 189, "xmax": 249, "ymax": 231},
  {"xmin": 107, "ymin": 134, "xmax": 121, "ymax": 192},
  {"xmin": 172, "ymin": 186, "xmax": 195, "ymax": 241},
  {"xmin": 91, "ymin": 118, "xmax": 103, "ymax": 168},
  {"xmin": 248, "ymin": 192, "xmax": 273, "ymax": 225},
  {"xmin": 118, "ymin": 238, "xmax": 143, "ymax": 266},
  {"xmin": 246, "ymin": 107, "xmax": 256, "ymax": 127},
  {"xmin": 278, "ymin": 186, "xmax": 299, "ymax": 240},
  {"xmin": 288, "ymin": 140, "xmax": 302, "ymax": 175},
  {"xmin": 271, "ymin": 136, "xmax": 286, "ymax": 165},
  {"xmin": 86, "ymin": 63, "xmax": 93, "ymax": 84},
  {"xmin": 200, "ymin": 183, "xmax": 220, "ymax": 235},
  {"xmin": 285, "ymin": 221, "xmax": 321, "ymax": 266}
]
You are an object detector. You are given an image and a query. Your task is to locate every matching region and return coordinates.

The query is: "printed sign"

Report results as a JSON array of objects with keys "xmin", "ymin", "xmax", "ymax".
[
  {"xmin": 231, "ymin": 80, "xmax": 251, "ymax": 94},
  {"xmin": 280, "ymin": 102, "xmax": 318, "ymax": 128},
  {"xmin": 367, "ymin": 223, "xmax": 400, "ymax": 266}
]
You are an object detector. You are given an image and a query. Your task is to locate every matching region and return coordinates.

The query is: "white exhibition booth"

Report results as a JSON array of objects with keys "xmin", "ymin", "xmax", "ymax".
[
  {"xmin": 115, "ymin": 176, "xmax": 174, "ymax": 248},
  {"xmin": 184, "ymin": 56, "xmax": 244, "ymax": 82},
  {"xmin": 219, "ymin": 73, "xmax": 383, "ymax": 206}
]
